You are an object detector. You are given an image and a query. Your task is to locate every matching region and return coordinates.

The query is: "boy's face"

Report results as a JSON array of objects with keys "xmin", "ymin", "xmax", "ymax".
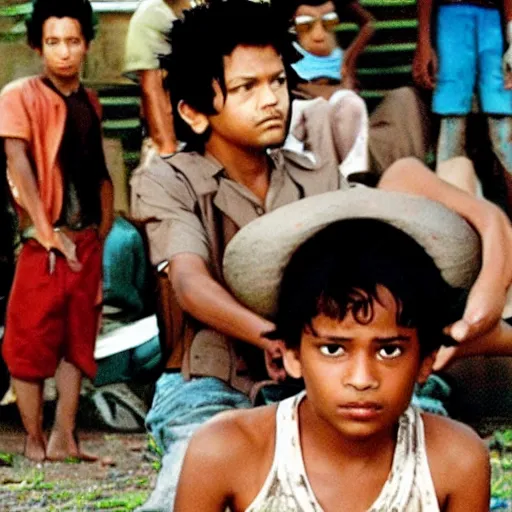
[
  {"xmin": 39, "ymin": 17, "xmax": 88, "ymax": 83},
  {"xmin": 293, "ymin": 1, "xmax": 338, "ymax": 57},
  {"xmin": 205, "ymin": 44, "xmax": 289, "ymax": 151},
  {"xmin": 285, "ymin": 286, "xmax": 434, "ymax": 441}
]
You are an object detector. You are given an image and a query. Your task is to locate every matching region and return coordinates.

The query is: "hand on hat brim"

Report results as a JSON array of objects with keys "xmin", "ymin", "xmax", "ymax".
[
  {"xmin": 447, "ymin": 199, "xmax": 512, "ymax": 344},
  {"xmin": 446, "ymin": 283, "xmax": 506, "ymax": 344},
  {"xmin": 432, "ymin": 346, "xmax": 457, "ymax": 372},
  {"xmin": 434, "ymin": 320, "xmax": 512, "ymax": 371}
]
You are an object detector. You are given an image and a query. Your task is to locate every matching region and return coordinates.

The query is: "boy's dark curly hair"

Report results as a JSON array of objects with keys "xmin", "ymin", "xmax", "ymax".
[
  {"xmin": 27, "ymin": 0, "xmax": 95, "ymax": 49},
  {"xmin": 164, "ymin": 0, "xmax": 296, "ymax": 149}
]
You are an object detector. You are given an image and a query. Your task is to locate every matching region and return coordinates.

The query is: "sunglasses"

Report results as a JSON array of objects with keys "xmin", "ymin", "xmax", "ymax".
[{"xmin": 291, "ymin": 11, "xmax": 340, "ymax": 35}]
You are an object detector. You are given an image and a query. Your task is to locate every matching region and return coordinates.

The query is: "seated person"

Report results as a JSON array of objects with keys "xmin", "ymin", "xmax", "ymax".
[
  {"xmin": 130, "ymin": 1, "xmax": 512, "ymax": 509},
  {"xmin": 282, "ymin": 0, "xmax": 375, "ymax": 92},
  {"xmin": 176, "ymin": 196, "xmax": 490, "ymax": 511},
  {"xmin": 281, "ymin": 0, "xmax": 432, "ymax": 177}
]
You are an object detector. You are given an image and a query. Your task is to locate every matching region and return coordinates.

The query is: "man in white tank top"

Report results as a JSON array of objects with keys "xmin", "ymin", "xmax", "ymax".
[{"xmin": 174, "ymin": 192, "xmax": 491, "ymax": 511}]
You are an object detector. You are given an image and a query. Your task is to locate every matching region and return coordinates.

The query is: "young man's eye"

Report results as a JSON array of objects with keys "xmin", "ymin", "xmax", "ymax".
[
  {"xmin": 272, "ymin": 76, "xmax": 287, "ymax": 88},
  {"xmin": 377, "ymin": 346, "xmax": 403, "ymax": 360},
  {"xmin": 319, "ymin": 344, "xmax": 345, "ymax": 357},
  {"xmin": 230, "ymin": 82, "xmax": 254, "ymax": 93}
]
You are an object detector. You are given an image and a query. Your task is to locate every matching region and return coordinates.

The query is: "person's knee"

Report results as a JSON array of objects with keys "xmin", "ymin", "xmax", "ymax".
[
  {"xmin": 378, "ymin": 157, "xmax": 426, "ymax": 187},
  {"xmin": 387, "ymin": 86, "xmax": 414, "ymax": 101},
  {"xmin": 436, "ymin": 156, "xmax": 479, "ymax": 195},
  {"xmin": 388, "ymin": 156, "xmax": 425, "ymax": 172},
  {"xmin": 330, "ymin": 90, "xmax": 366, "ymax": 119}
]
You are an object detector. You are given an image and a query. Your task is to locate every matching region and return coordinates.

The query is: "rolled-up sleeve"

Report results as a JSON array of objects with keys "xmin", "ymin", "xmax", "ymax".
[
  {"xmin": 131, "ymin": 165, "xmax": 209, "ymax": 267},
  {"xmin": 0, "ymin": 86, "xmax": 31, "ymax": 141},
  {"xmin": 123, "ymin": 2, "xmax": 175, "ymax": 79}
]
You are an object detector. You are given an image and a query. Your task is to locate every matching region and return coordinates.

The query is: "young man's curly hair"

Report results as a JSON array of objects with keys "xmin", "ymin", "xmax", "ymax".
[
  {"xmin": 164, "ymin": 0, "xmax": 297, "ymax": 149},
  {"xmin": 27, "ymin": 0, "xmax": 95, "ymax": 49}
]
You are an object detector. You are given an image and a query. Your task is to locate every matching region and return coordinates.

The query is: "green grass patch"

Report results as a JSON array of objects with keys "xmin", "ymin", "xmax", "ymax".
[
  {"xmin": 0, "ymin": 452, "xmax": 14, "ymax": 466},
  {"xmin": 93, "ymin": 492, "xmax": 147, "ymax": 510}
]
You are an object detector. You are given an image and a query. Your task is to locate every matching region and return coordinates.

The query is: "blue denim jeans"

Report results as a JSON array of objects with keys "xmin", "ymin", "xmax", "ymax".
[{"xmin": 135, "ymin": 373, "xmax": 252, "ymax": 512}]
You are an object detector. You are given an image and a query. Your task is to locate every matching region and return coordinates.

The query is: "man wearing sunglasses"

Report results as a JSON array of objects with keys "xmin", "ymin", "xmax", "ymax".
[
  {"xmin": 277, "ymin": 0, "xmax": 433, "ymax": 180},
  {"xmin": 290, "ymin": 0, "xmax": 374, "ymax": 91}
]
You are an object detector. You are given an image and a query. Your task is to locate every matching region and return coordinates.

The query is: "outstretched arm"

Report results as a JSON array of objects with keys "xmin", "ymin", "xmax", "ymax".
[
  {"xmin": 412, "ymin": 0, "xmax": 437, "ymax": 89},
  {"xmin": 378, "ymin": 157, "xmax": 512, "ymax": 344},
  {"xmin": 337, "ymin": 1, "xmax": 375, "ymax": 90}
]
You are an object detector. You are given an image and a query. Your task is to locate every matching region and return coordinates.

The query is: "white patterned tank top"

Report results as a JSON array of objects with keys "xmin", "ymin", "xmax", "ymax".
[{"xmin": 244, "ymin": 391, "xmax": 440, "ymax": 512}]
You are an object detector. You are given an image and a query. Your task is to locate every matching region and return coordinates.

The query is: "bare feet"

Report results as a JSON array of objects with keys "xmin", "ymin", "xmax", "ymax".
[
  {"xmin": 46, "ymin": 429, "xmax": 98, "ymax": 462},
  {"xmin": 24, "ymin": 434, "xmax": 46, "ymax": 463}
]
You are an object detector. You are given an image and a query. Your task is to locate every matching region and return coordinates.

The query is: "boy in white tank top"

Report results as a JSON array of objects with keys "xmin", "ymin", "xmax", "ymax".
[{"xmin": 174, "ymin": 191, "xmax": 491, "ymax": 512}]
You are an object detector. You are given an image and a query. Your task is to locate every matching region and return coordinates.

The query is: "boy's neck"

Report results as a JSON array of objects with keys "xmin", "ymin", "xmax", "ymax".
[
  {"xmin": 205, "ymin": 140, "xmax": 271, "ymax": 202},
  {"xmin": 300, "ymin": 398, "xmax": 398, "ymax": 463},
  {"xmin": 44, "ymin": 73, "xmax": 81, "ymax": 97}
]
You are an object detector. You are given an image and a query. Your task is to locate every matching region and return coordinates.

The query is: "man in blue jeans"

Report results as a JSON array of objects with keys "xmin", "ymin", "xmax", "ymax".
[{"xmin": 131, "ymin": 1, "xmax": 512, "ymax": 510}]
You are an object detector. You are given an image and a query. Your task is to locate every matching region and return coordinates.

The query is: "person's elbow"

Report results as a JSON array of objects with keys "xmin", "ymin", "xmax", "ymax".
[
  {"xmin": 170, "ymin": 254, "xmax": 209, "ymax": 314},
  {"xmin": 364, "ymin": 18, "xmax": 376, "ymax": 37}
]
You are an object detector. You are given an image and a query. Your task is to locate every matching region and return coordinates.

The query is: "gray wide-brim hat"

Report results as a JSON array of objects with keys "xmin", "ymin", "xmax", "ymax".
[{"xmin": 223, "ymin": 187, "xmax": 482, "ymax": 318}]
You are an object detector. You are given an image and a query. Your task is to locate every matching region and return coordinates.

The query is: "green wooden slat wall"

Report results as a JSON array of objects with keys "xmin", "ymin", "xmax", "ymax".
[{"xmin": 338, "ymin": 0, "xmax": 418, "ymax": 108}]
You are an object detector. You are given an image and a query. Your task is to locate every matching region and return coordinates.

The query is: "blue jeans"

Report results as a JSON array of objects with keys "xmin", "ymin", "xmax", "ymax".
[{"xmin": 135, "ymin": 373, "xmax": 252, "ymax": 512}]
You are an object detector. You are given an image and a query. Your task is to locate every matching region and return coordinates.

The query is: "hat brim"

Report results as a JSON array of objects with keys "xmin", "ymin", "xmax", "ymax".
[{"xmin": 223, "ymin": 187, "xmax": 481, "ymax": 318}]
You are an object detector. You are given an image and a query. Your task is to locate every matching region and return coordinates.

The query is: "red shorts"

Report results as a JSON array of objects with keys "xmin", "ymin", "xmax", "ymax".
[{"xmin": 2, "ymin": 229, "xmax": 102, "ymax": 381}]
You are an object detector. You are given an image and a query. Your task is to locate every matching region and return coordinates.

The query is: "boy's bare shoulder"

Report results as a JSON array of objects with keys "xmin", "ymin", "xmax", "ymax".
[
  {"xmin": 423, "ymin": 412, "xmax": 488, "ymax": 464},
  {"xmin": 422, "ymin": 412, "xmax": 490, "ymax": 507},
  {"xmin": 175, "ymin": 405, "xmax": 278, "ymax": 509},
  {"xmin": 186, "ymin": 404, "xmax": 277, "ymax": 467}
]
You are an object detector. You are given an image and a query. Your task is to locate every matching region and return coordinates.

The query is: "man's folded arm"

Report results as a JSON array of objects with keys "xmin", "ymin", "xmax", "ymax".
[
  {"xmin": 170, "ymin": 252, "xmax": 275, "ymax": 352},
  {"xmin": 378, "ymin": 157, "xmax": 512, "ymax": 343},
  {"xmin": 132, "ymin": 170, "xmax": 276, "ymax": 353}
]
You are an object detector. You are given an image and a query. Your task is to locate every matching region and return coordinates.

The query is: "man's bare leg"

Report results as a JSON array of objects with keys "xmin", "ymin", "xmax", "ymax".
[
  {"xmin": 46, "ymin": 360, "xmax": 96, "ymax": 461},
  {"xmin": 12, "ymin": 378, "xmax": 46, "ymax": 462},
  {"xmin": 437, "ymin": 116, "xmax": 467, "ymax": 163}
]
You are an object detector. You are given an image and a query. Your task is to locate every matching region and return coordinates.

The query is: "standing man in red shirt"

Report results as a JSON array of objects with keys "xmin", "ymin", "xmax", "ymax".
[{"xmin": 0, "ymin": 0, "xmax": 113, "ymax": 462}]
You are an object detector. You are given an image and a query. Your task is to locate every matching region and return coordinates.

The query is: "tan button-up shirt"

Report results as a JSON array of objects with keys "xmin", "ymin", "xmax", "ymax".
[{"xmin": 130, "ymin": 147, "xmax": 347, "ymax": 390}]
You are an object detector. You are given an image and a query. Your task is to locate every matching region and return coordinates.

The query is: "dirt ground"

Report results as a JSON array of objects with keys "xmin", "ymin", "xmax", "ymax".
[{"xmin": 0, "ymin": 406, "xmax": 159, "ymax": 512}]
